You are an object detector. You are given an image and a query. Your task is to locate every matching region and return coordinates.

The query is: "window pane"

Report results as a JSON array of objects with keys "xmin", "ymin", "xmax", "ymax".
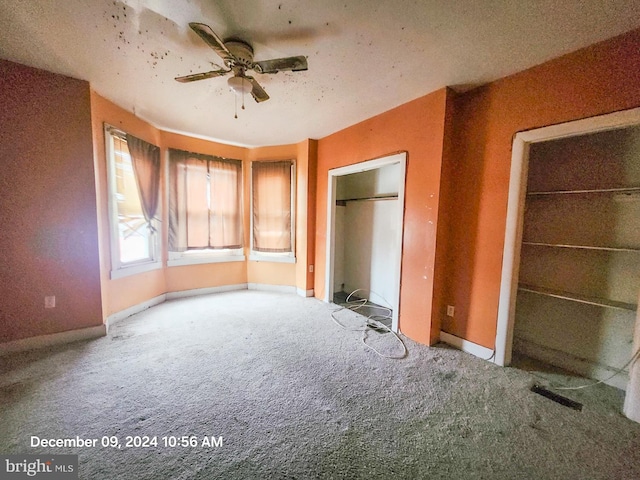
[{"xmin": 113, "ymin": 136, "xmax": 152, "ymax": 263}]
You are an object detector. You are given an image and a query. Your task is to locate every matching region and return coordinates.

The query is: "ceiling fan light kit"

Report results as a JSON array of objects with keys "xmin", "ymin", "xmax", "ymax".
[
  {"xmin": 176, "ymin": 22, "xmax": 308, "ymax": 117},
  {"xmin": 227, "ymin": 76, "xmax": 253, "ymax": 95}
]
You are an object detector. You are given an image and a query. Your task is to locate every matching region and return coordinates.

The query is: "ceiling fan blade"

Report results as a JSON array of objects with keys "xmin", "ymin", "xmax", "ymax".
[
  {"xmin": 189, "ymin": 22, "xmax": 233, "ymax": 62},
  {"xmin": 175, "ymin": 69, "xmax": 229, "ymax": 83},
  {"xmin": 254, "ymin": 56, "xmax": 308, "ymax": 74},
  {"xmin": 245, "ymin": 76, "xmax": 269, "ymax": 103}
]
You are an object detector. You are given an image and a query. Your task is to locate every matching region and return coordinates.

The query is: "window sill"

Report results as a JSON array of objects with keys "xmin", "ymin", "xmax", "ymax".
[
  {"xmin": 249, "ymin": 253, "xmax": 296, "ymax": 264},
  {"xmin": 110, "ymin": 260, "xmax": 163, "ymax": 280},
  {"xmin": 167, "ymin": 254, "xmax": 246, "ymax": 267}
]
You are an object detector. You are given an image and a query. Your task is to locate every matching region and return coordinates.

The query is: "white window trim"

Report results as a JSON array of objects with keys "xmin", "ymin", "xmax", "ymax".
[
  {"xmin": 105, "ymin": 124, "xmax": 162, "ymax": 280},
  {"xmin": 249, "ymin": 252, "xmax": 296, "ymax": 263},
  {"xmin": 167, "ymin": 249, "xmax": 245, "ymax": 267},
  {"xmin": 249, "ymin": 160, "xmax": 296, "ymax": 263}
]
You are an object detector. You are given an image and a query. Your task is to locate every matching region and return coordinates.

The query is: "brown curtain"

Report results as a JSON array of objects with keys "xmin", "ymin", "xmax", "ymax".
[
  {"xmin": 169, "ymin": 149, "xmax": 242, "ymax": 251},
  {"xmin": 252, "ymin": 160, "xmax": 293, "ymax": 253},
  {"xmin": 126, "ymin": 134, "xmax": 161, "ymax": 230}
]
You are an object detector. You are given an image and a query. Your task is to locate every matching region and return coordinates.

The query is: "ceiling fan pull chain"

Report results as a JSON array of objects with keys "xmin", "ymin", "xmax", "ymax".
[{"xmin": 234, "ymin": 94, "xmax": 238, "ymax": 119}]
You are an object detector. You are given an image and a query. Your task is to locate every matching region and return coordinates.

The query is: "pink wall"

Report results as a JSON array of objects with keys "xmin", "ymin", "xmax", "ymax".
[{"xmin": 0, "ymin": 60, "xmax": 102, "ymax": 342}]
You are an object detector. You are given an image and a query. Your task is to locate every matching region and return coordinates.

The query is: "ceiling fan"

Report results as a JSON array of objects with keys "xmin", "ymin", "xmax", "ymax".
[{"xmin": 175, "ymin": 22, "xmax": 308, "ymax": 105}]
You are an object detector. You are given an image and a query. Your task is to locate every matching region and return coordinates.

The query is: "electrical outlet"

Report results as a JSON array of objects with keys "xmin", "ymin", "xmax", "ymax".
[
  {"xmin": 45, "ymin": 296, "xmax": 56, "ymax": 309},
  {"xmin": 309, "ymin": 264, "xmax": 314, "ymax": 273},
  {"xmin": 446, "ymin": 305, "xmax": 455, "ymax": 317}
]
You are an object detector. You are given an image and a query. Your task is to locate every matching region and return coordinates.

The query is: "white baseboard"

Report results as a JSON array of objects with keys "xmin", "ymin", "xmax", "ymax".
[
  {"xmin": 106, "ymin": 294, "xmax": 166, "ymax": 331},
  {"xmin": 0, "ymin": 325, "xmax": 107, "ymax": 356},
  {"xmin": 514, "ymin": 338, "xmax": 629, "ymax": 390},
  {"xmin": 440, "ymin": 331, "xmax": 496, "ymax": 362},
  {"xmin": 297, "ymin": 288, "xmax": 314, "ymax": 298},
  {"xmin": 166, "ymin": 283, "xmax": 248, "ymax": 300},
  {"xmin": 2, "ymin": 284, "xmax": 307, "ymax": 356},
  {"xmin": 248, "ymin": 283, "xmax": 297, "ymax": 294}
]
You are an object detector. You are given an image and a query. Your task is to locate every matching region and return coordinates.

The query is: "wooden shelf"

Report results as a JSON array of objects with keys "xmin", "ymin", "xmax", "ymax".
[
  {"xmin": 518, "ymin": 284, "xmax": 637, "ymax": 312},
  {"xmin": 527, "ymin": 186, "xmax": 640, "ymax": 196},
  {"xmin": 522, "ymin": 241, "xmax": 640, "ymax": 253}
]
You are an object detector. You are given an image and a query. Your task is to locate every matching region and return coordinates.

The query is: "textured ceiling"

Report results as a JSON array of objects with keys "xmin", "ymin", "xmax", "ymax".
[{"xmin": 1, "ymin": 0, "xmax": 639, "ymax": 147}]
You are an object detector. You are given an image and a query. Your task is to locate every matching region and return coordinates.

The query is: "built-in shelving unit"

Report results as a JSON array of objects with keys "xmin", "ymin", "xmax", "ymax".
[{"xmin": 513, "ymin": 125, "xmax": 640, "ymax": 390}]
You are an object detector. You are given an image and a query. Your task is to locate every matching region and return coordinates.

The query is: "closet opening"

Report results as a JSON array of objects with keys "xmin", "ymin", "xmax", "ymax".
[
  {"xmin": 324, "ymin": 152, "xmax": 407, "ymax": 333},
  {"xmin": 496, "ymin": 107, "xmax": 640, "ymax": 420}
]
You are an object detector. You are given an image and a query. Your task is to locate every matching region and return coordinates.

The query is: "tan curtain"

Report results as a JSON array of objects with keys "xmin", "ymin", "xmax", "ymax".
[
  {"xmin": 209, "ymin": 158, "xmax": 243, "ymax": 248},
  {"xmin": 169, "ymin": 150, "xmax": 189, "ymax": 251},
  {"xmin": 185, "ymin": 157, "xmax": 209, "ymax": 248},
  {"xmin": 125, "ymin": 134, "xmax": 161, "ymax": 230},
  {"xmin": 169, "ymin": 149, "xmax": 242, "ymax": 251},
  {"xmin": 252, "ymin": 160, "xmax": 292, "ymax": 253}
]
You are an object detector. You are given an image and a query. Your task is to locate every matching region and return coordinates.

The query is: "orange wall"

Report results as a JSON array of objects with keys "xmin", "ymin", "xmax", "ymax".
[
  {"xmin": 315, "ymin": 88, "xmax": 450, "ymax": 344},
  {"xmin": 91, "ymin": 93, "xmax": 314, "ymax": 317},
  {"xmin": 296, "ymin": 139, "xmax": 318, "ymax": 294},
  {"xmin": 246, "ymin": 142, "xmax": 317, "ymax": 293},
  {"xmin": 160, "ymin": 130, "xmax": 250, "ymax": 294},
  {"xmin": 0, "ymin": 60, "xmax": 102, "ymax": 342},
  {"xmin": 246, "ymin": 144, "xmax": 298, "ymax": 286},
  {"xmin": 442, "ymin": 28, "xmax": 640, "ymax": 348},
  {"xmin": 7, "ymin": 28, "xmax": 638, "ymax": 346},
  {"xmin": 90, "ymin": 92, "xmax": 167, "ymax": 317}
]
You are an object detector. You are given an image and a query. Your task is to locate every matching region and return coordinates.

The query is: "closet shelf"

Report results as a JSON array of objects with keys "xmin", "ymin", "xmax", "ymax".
[
  {"xmin": 527, "ymin": 186, "xmax": 640, "ymax": 196},
  {"xmin": 522, "ymin": 242, "xmax": 640, "ymax": 253},
  {"xmin": 518, "ymin": 284, "xmax": 637, "ymax": 311}
]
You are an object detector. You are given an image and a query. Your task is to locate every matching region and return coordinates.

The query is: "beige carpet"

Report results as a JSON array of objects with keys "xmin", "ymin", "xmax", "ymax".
[{"xmin": 1, "ymin": 290, "xmax": 639, "ymax": 479}]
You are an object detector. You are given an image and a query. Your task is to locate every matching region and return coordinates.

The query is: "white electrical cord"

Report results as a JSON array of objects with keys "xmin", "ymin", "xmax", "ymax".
[
  {"xmin": 329, "ymin": 289, "xmax": 407, "ymax": 359},
  {"xmin": 551, "ymin": 346, "xmax": 640, "ymax": 391}
]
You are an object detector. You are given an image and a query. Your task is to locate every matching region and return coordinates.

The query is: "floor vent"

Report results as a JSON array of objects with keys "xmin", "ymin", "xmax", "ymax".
[{"xmin": 530, "ymin": 384, "xmax": 583, "ymax": 411}]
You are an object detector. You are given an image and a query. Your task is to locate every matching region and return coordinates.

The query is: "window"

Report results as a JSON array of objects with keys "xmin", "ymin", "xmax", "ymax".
[
  {"xmin": 168, "ymin": 149, "xmax": 243, "ymax": 265},
  {"xmin": 250, "ymin": 160, "xmax": 295, "ymax": 262},
  {"xmin": 105, "ymin": 126, "xmax": 161, "ymax": 278}
]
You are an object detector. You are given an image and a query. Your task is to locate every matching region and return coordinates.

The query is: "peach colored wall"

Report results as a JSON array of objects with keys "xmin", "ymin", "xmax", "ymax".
[
  {"xmin": 91, "ymin": 94, "xmax": 312, "ymax": 316},
  {"xmin": 246, "ymin": 143, "xmax": 299, "ymax": 288},
  {"xmin": 90, "ymin": 92, "xmax": 167, "ymax": 317},
  {"xmin": 160, "ymin": 131, "xmax": 249, "ymax": 293},
  {"xmin": 442, "ymin": 28, "xmax": 640, "ymax": 348},
  {"xmin": 295, "ymin": 139, "xmax": 318, "ymax": 294},
  {"xmin": 165, "ymin": 262, "xmax": 247, "ymax": 292},
  {"xmin": 246, "ymin": 262, "xmax": 297, "ymax": 287},
  {"xmin": 0, "ymin": 60, "xmax": 102, "ymax": 342},
  {"xmin": 315, "ymin": 88, "xmax": 449, "ymax": 345},
  {"xmin": 244, "ymin": 140, "xmax": 317, "ymax": 292}
]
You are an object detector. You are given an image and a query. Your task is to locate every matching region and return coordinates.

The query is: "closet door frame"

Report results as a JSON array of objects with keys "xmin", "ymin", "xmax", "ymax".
[
  {"xmin": 496, "ymin": 107, "xmax": 640, "ymax": 368},
  {"xmin": 324, "ymin": 152, "xmax": 407, "ymax": 332}
]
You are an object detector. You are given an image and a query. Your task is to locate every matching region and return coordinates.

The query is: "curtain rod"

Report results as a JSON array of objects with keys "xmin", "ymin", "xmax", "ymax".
[{"xmin": 104, "ymin": 123, "xmax": 127, "ymax": 140}]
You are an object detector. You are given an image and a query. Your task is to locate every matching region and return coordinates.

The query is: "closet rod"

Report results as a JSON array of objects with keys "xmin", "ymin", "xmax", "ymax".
[{"xmin": 338, "ymin": 194, "xmax": 399, "ymax": 203}]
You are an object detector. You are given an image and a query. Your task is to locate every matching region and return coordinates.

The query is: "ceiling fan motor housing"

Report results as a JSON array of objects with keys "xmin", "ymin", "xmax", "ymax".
[{"xmin": 225, "ymin": 40, "xmax": 254, "ymax": 68}]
